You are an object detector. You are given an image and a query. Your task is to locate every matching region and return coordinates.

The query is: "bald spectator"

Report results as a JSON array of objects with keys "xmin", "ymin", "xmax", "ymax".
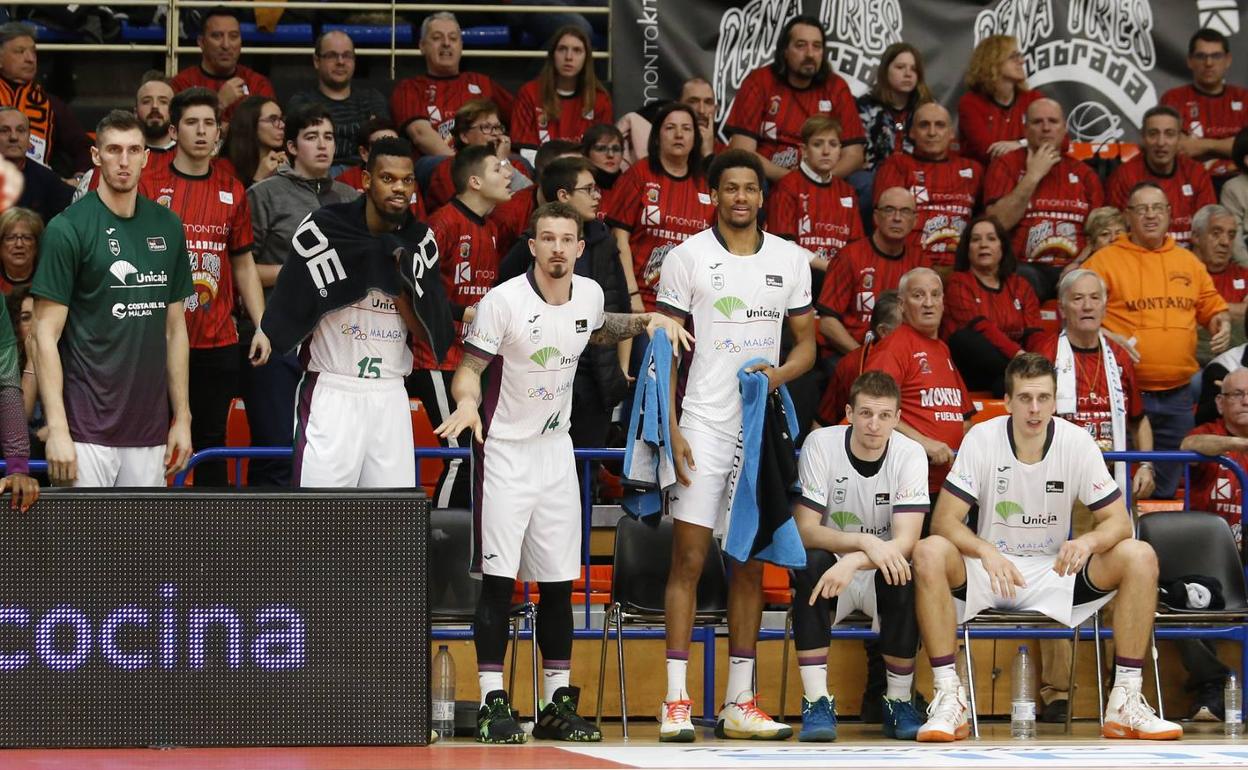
[
  {"xmin": 287, "ymin": 31, "xmax": 389, "ymax": 176},
  {"xmin": 391, "ymin": 12, "xmax": 514, "ymax": 163},
  {"xmin": 985, "ymin": 98, "xmax": 1105, "ymax": 302},
  {"xmin": 1085, "ymin": 182, "xmax": 1230, "ymax": 498},
  {"xmin": 1162, "ymin": 29, "xmax": 1248, "ymax": 194},
  {"xmin": 1108, "ymin": 106, "xmax": 1215, "ymax": 247},
  {"xmin": 875, "ymin": 101, "xmax": 983, "ymax": 269},
  {"xmin": 170, "ymin": 6, "xmax": 276, "ymax": 122},
  {"xmin": 0, "ymin": 108, "xmax": 70, "ymax": 224},
  {"xmin": 0, "ymin": 22, "xmax": 91, "ymax": 177}
]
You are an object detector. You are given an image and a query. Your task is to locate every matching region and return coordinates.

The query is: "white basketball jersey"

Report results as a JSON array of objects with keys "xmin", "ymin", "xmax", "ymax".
[
  {"xmin": 944, "ymin": 415, "xmax": 1120, "ymax": 557},
  {"xmin": 797, "ymin": 425, "xmax": 930, "ymax": 539},
  {"xmin": 464, "ymin": 273, "xmax": 605, "ymax": 442},
  {"xmin": 305, "ymin": 289, "xmax": 413, "ymax": 379}
]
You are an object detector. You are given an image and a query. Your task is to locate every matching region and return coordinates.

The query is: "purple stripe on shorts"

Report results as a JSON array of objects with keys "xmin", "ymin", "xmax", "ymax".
[
  {"xmin": 290, "ymin": 370, "xmax": 319, "ymax": 488},
  {"xmin": 470, "ymin": 437, "xmax": 486, "ymax": 574}
]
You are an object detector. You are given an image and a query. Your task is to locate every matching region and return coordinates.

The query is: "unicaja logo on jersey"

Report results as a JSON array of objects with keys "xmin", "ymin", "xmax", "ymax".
[
  {"xmin": 529, "ymin": 346, "xmax": 561, "ymax": 368},
  {"xmin": 828, "ymin": 510, "xmax": 863, "ymax": 530},
  {"xmin": 714, "ymin": 295, "xmax": 747, "ymax": 319},
  {"xmin": 108, "ymin": 260, "xmax": 168, "ymax": 289}
]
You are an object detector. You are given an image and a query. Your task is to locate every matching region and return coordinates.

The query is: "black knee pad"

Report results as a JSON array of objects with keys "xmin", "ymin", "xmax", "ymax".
[
  {"xmin": 791, "ymin": 549, "xmax": 837, "ymax": 650},
  {"xmin": 473, "ymin": 574, "xmax": 516, "ymax": 666},
  {"xmin": 536, "ymin": 580, "xmax": 574, "ymax": 661},
  {"xmin": 874, "ymin": 570, "xmax": 919, "ymax": 659}
]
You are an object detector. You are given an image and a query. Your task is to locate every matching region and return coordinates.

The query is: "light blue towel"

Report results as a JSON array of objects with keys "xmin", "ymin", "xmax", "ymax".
[{"xmin": 621, "ymin": 330, "xmax": 674, "ymax": 518}]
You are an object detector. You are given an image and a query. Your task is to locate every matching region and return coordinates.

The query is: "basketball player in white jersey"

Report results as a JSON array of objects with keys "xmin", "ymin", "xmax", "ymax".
[
  {"xmin": 656, "ymin": 149, "xmax": 815, "ymax": 742},
  {"xmin": 790, "ymin": 370, "xmax": 928, "ymax": 742},
  {"xmin": 913, "ymin": 353, "xmax": 1181, "ymax": 742},
  {"xmin": 287, "ymin": 138, "xmax": 431, "ymax": 487},
  {"xmin": 435, "ymin": 201, "xmax": 692, "ymax": 744}
]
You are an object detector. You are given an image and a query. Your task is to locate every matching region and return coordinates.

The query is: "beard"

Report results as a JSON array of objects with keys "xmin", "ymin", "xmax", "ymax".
[{"xmin": 142, "ymin": 120, "xmax": 170, "ymax": 144}]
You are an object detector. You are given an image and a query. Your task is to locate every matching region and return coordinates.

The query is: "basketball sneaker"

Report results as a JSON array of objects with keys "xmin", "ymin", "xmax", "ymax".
[
  {"xmin": 715, "ymin": 692, "xmax": 793, "ymax": 740},
  {"xmin": 533, "ymin": 686, "xmax": 601, "ymax": 741},
  {"xmin": 882, "ymin": 696, "xmax": 923, "ymax": 740},
  {"xmin": 916, "ymin": 683, "xmax": 970, "ymax": 742},
  {"xmin": 798, "ymin": 695, "xmax": 837, "ymax": 742},
  {"xmin": 1103, "ymin": 686, "xmax": 1183, "ymax": 740},
  {"xmin": 659, "ymin": 698, "xmax": 695, "ymax": 742},
  {"xmin": 477, "ymin": 690, "xmax": 527, "ymax": 744}
]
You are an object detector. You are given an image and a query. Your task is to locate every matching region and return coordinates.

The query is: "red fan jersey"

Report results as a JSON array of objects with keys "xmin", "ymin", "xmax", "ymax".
[
  {"xmin": 170, "ymin": 65, "xmax": 275, "ymax": 122},
  {"xmin": 955, "ymin": 89, "xmax": 1044, "ymax": 167},
  {"xmin": 390, "ymin": 72, "xmax": 515, "ymax": 148},
  {"xmin": 510, "ymin": 81, "xmax": 613, "ymax": 149},
  {"xmin": 604, "ymin": 161, "xmax": 713, "ymax": 311},
  {"xmin": 1107, "ymin": 154, "xmax": 1215, "ymax": 247},
  {"xmin": 333, "ymin": 165, "xmax": 428, "ymax": 221},
  {"xmin": 412, "ymin": 199, "xmax": 503, "ymax": 371},
  {"xmin": 867, "ymin": 322, "xmax": 972, "ymax": 492},
  {"xmin": 725, "ymin": 67, "xmax": 865, "ymax": 171},
  {"xmin": 1185, "ymin": 418, "xmax": 1247, "ymax": 540},
  {"xmin": 874, "ymin": 151, "xmax": 983, "ymax": 268},
  {"xmin": 139, "ymin": 161, "xmax": 253, "ymax": 349},
  {"xmin": 816, "ymin": 338, "xmax": 877, "ymax": 426},
  {"xmin": 1028, "ymin": 332, "xmax": 1143, "ymax": 450},
  {"xmin": 1210, "ymin": 263, "xmax": 1248, "ymax": 305},
  {"xmin": 765, "ymin": 165, "xmax": 863, "ymax": 262},
  {"xmin": 941, "ymin": 272, "xmax": 1041, "ymax": 357},
  {"xmin": 491, "ymin": 186, "xmax": 536, "ymax": 257},
  {"xmin": 1161, "ymin": 83, "xmax": 1248, "ymax": 180},
  {"xmin": 425, "ymin": 155, "xmax": 532, "ymax": 213},
  {"xmin": 816, "ymin": 236, "xmax": 924, "ymax": 344},
  {"xmin": 984, "ymin": 148, "xmax": 1104, "ymax": 267}
]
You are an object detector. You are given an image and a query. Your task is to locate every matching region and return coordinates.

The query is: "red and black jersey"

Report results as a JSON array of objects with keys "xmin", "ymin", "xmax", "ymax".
[
  {"xmin": 955, "ymin": 89, "xmax": 1044, "ymax": 167},
  {"xmin": 816, "ymin": 236, "xmax": 924, "ymax": 344},
  {"xmin": 603, "ymin": 160, "xmax": 713, "ymax": 311},
  {"xmin": 491, "ymin": 186, "xmax": 536, "ymax": 257},
  {"xmin": 1107, "ymin": 154, "xmax": 1215, "ymax": 247},
  {"xmin": 725, "ymin": 67, "xmax": 865, "ymax": 170},
  {"xmin": 1028, "ymin": 332, "xmax": 1143, "ymax": 450},
  {"xmin": 765, "ymin": 165, "xmax": 863, "ymax": 262},
  {"xmin": 867, "ymin": 322, "xmax": 972, "ymax": 493},
  {"xmin": 333, "ymin": 165, "xmax": 428, "ymax": 220},
  {"xmin": 425, "ymin": 155, "xmax": 532, "ymax": 213},
  {"xmin": 816, "ymin": 337, "xmax": 877, "ymax": 426},
  {"xmin": 1186, "ymin": 419, "xmax": 1248, "ymax": 539},
  {"xmin": 169, "ymin": 65, "xmax": 275, "ymax": 122},
  {"xmin": 874, "ymin": 151, "xmax": 983, "ymax": 268},
  {"xmin": 941, "ymin": 271, "xmax": 1041, "ymax": 357},
  {"xmin": 139, "ymin": 160, "xmax": 253, "ymax": 349},
  {"xmin": 1210, "ymin": 263, "xmax": 1248, "ymax": 305},
  {"xmin": 510, "ymin": 81, "xmax": 612, "ymax": 149},
  {"xmin": 1161, "ymin": 83, "xmax": 1248, "ymax": 180},
  {"xmin": 413, "ymin": 198, "xmax": 504, "ymax": 371},
  {"xmin": 389, "ymin": 72, "xmax": 515, "ymax": 147},
  {"xmin": 984, "ymin": 148, "xmax": 1104, "ymax": 267}
]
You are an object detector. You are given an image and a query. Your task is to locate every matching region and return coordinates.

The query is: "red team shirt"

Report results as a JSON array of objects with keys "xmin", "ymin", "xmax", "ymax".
[
  {"xmin": 765, "ymin": 165, "xmax": 863, "ymax": 261},
  {"xmin": 425, "ymin": 155, "xmax": 532, "ymax": 212},
  {"xmin": 510, "ymin": 81, "xmax": 613, "ymax": 149},
  {"xmin": 867, "ymin": 322, "xmax": 972, "ymax": 492},
  {"xmin": 1161, "ymin": 83, "xmax": 1248, "ymax": 180},
  {"xmin": 1028, "ymin": 332, "xmax": 1143, "ymax": 451},
  {"xmin": 139, "ymin": 161, "xmax": 253, "ymax": 349},
  {"xmin": 491, "ymin": 186, "xmax": 535, "ymax": 256},
  {"xmin": 1210, "ymin": 263, "xmax": 1248, "ymax": 306},
  {"xmin": 816, "ymin": 237, "xmax": 925, "ymax": 344},
  {"xmin": 941, "ymin": 272, "xmax": 1041, "ymax": 356},
  {"xmin": 725, "ymin": 67, "xmax": 865, "ymax": 170},
  {"xmin": 874, "ymin": 151, "xmax": 984, "ymax": 268},
  {"xmin": 984, "ymin": 148, "xmax": 1105, "ymax": 267},
  {"xmin": 1186, "ymin": 419, "xmax": 1247, "ymax": 542},
  {"xmin": 412, "ymin": 199, "xmax": 504, "ymax": 371},
  {"xmin": 389, "ymin": 72, "xmax": 515, "ymax": 149},
  {"xmin": 603, "ymin": 161, "xmax": 713, "ymax": 311},
  {"xmin": 170, "ymin": 65, "xmax": 275, "ymax": 122},
  {"xmin": 333, "ymin": 165, "xmax": 428, "ymax": 220},
  {"xmin": 1107, "ymin": 154, "xmax": 1215, "ymax": 246},
  {"xmin": 955, "ymin": 89, "xmax": 1044, "ymax": 167}
]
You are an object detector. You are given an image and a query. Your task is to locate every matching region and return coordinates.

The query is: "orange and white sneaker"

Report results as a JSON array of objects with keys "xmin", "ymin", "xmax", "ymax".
[
  {"xmin": 916, "ymin": 683, "xmax": 970, "ymax": 742},
  {"xmin": 715, "ymin": 692, "xmax": 793, "ymax": 740},
  {"xmin": 659, "ymin": 698, "xmax": 695, "ymax": 742},
  {"xmin": 1103, "ymin": 686, "xmax": 1183, "ymax": 740}
]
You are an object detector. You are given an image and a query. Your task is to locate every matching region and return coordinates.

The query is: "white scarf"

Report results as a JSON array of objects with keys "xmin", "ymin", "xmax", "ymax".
[{"xmin": 1055, "ymin": 330, "xmax": 1128, "ymax": 491}]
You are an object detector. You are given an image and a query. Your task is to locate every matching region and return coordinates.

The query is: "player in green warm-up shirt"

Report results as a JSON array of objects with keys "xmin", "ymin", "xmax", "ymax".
[{"xmin": 31, "ymin": 110, "xmax": 194, "ymax": 487}]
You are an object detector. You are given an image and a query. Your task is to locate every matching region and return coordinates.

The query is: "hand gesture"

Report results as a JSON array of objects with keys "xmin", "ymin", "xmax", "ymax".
[
  {"xmin": 809, "ymin": 559, "xmax": 857, "ymax": 603},
  {"xmin": 219, "ymin": 77, "xmax": 249, "ymax": 108},
  {"xmin": 645, "ymin": 312, "xmax": 694, "ymax": 353},
  {"xmin": 1024, "ymin": 144, "xmax": 1062, "ymax": 182},
  {"xmin": 862, "ymin": 536, "xmax": 912, "ymax": 585},
  {"xmin": 980, "ymin": 547, "xmax": 1027, "ymax": 598},
  {"xmin": 1053, "ymin": 537, "xmax": 1094, "ymax": 577},
  {"xmin": 435, "ymin": 402, "xmax": 483, "ymax": 444}
]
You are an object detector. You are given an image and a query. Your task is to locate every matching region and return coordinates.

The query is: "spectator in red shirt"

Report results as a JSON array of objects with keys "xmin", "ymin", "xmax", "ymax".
[
  {"xmin": 726, "ymin": 15, "xmax": 865, "ymax": 182},
  {"xmin": 957, "ymin": 35, "xmax": 1044, "ymax": 167},
  {"xmin": 221, "ymin": 96, "xmax": 285, "ymax": 188},
  {"xmin": 1108, "ymin": 106, "xmax": 1216, "ymax": 247},
  {"xmin": 681, "ymin": 77, "xmax": 725, "ymax": 161},
  {"xmin": 943, "ymin": 216, "xmax": 1041, "ymax": 396},
  {"xmin": 875, "ymin": 101, "xmax": 983, "ymax": 269},
  {"xmin": 424, "ymin": 99, "xmax": 533, "ymax": 213},
  {"xmin": 1162, "ymin": 29, "xmax": 1248, "ymax": 192},
  {"xmin": 580, "ymin": 123, "xmax": 625, "ymax": 204},
  {"xmin": 1193, "ymin": 204, "xmax": 1248, "ymax": 327},
  {"xmin": 985, "ymin": 98, "xmax": 1104, "ymax": 302},
  {"xmin": 511, "ymin": 26, "xmax": 612, "ymax": 159},
  {"xmin": 170, "ymin": 7, "xmax": 275, "ymax": 123},
  {"xmin": 816, "ymin": 289, "xmax": 901, "ymax": 426}
]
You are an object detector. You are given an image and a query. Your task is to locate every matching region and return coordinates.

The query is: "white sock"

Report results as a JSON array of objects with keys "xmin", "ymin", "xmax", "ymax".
[
  {"xmin": 799, "ymin": 662, "xmax": 829, "ymax": 700},
  {"xmin": 932, "ymin": 663, "xmax": 959, "ymax": 691},
  {"xmin": 479, "ymin": 670, "xmax": 504, "ymax": 704},
  {"xmin": 665, "ymin": 657, "xmax": 689, "ymax": 702},
  {"xmin": 885, "ymin": 668, "xmax": 915, "ymax": 700},
  {"xmin": 725, "ymin": 655, "xmax": 756, "ymax": 704},
  {"xmin": 542, "ymin": 666, "xmax": 570, "ymax": 704},
  {"xmin": 1114, "ymin": 664, "xmax": 1144, "ymax": 690}
]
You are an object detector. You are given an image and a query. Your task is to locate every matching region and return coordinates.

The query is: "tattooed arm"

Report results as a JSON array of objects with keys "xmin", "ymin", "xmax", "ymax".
[
  {"xmin": 434, "ymin": 352, "xmax": 491, "ymax": 442},
  {"xmin": 590, "ymin": 312, "xmax": 696, "ymax": 351}
]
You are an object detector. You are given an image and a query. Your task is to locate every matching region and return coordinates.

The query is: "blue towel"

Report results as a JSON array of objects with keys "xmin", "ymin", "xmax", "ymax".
[
  {"xmin": 621, "ymin": 330, "xmax": 675, "ymax": 518},
  {"xmin": 723, "ymin": 362, "xmax": 806, "ymax": 569}
]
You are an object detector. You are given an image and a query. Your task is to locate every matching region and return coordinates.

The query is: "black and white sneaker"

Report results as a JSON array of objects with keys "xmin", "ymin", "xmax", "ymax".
[
  {"xmin": 477, "ymin": 690, "xmax": 527, "ymax": 744},
  {"xmin": 532, "ymin": 686, "xmax": 602, "ymax": 742}
]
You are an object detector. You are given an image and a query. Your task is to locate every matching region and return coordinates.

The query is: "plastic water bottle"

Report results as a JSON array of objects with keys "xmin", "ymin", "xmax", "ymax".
[
  {"xmin": 1011, "ymin": 645, "xmax": 1036, "ymax": 738},
  {"xmin": 433, "ymin": 645, "xmax": 456, "ymax": 739},
  {"xmin": 1227, "ymin": 672, "xmax": 1243, "ymax": 737}
]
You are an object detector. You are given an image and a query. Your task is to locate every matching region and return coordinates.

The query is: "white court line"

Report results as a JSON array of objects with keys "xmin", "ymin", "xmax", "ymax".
[{"xmin": 563, "ymin": 743, "xmax": 1248, "ymax": 768}]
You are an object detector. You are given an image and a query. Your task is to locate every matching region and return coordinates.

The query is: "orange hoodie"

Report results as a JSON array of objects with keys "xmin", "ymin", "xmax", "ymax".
[{"xmin": 1084, "ymin": 234, "xmax": 1228, "ymax": 391}]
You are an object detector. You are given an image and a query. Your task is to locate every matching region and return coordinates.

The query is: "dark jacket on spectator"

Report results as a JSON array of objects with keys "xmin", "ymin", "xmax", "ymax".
[{"xmin": 18, "ymin": 158, "xmax": 72, "ymax": 225}]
